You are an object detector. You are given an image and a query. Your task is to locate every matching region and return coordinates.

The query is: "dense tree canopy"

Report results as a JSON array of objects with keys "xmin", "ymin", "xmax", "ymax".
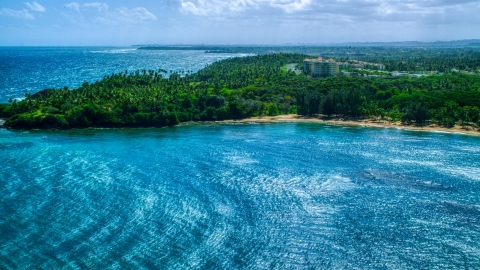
[{"xmin": 1, "ymin": 53, "xmax": 480, "ymax": 130}]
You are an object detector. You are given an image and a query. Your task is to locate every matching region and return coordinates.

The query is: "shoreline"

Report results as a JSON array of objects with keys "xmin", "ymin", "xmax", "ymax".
[
  {"xmin": 217, "ymin": 114, "xmax": 480, "ymax": 136},
  {"xmin": 2, "ymin": 115, "xmax": 479, "ymax": 137}
]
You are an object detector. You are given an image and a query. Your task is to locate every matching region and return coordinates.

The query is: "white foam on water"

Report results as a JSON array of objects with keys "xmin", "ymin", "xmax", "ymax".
[
  {"xmin": 214, "ymin": 202, "xmax": 234, "ymax": 217},
  {"xmin": 438, "ymin": 166, "xmax": 480, "ymax": 181},
  {"xmin": 223, "ymin": 151, "xmax": 259, "ymax": 166},
  {"xmin": 133, "ymin": 192, "xmax": 159, "ymax": 220},
  {"xmin": 453, "ymin": 146, "xmax": 480, "ymax": 152},
  {"xmin": 317, "ymin": 141, "xmax": 334, "ymax": 146},
  {"xmin": 90, "ymin": 48, "xmax": 137, "ymax": 54},
  {"xmin": 387, "ymin": 158, "xmax": 442, "ymax": 167},
  {"xmin": 361, "ymin": 152, "xmax": 376, "ymax": 157},
  {"xmin": 61, "ymin": 154, "xmax": 116, "ymax": 186},
  {"xmin": 319, "ymin": 174, "xmax": 356, "ymax": 193}
]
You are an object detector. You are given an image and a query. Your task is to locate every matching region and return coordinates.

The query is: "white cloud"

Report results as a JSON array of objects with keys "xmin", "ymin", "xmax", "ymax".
[
  {"xmin": 63, "ymin": 3, "xmax": 156, "ymax": 25},
  {"xmin": 180, "ymin": 0, "xmax": 244, "ymax": 16},
  {"xmin": 171, "ymin": 0, "xmax": 480, "ymax": 45},
  {"xmin": 99, "ymin": 7, "xmax": 157, "ymax": 24},
  {"xmin": 179, "ymin": 0, "xmax": 480, "ymax": 22},
  {"xmin": 0, "ymin": 8, "xmax": 34, "ymax": 19},
  {"xmin": 180, "ymin": 0, "xmax": 313, "ymax": 16},
  {"xmin": 120, "ymin": 7, "xmax": 156, "ymax": 21},
  {"xmin": 66, "ymin": 2, "xmax": 108, "ymax": 12},
  {"xmin": 181, "ymin": 1, "xmax": 200, "ymax": 15},
  {"xmin": 268, "ymin": 0, "xmax": 312, "ymax": 12},
  {"xmin": 25, "ymin": 2, "xmax": 46, "ymax": 12},
  {"xmin": 83, "ymin": 2, "xmax": 109, "ymax": 12},
  {"xmin": 65, "ymin": 2, "xmax": 80, "ymax": 12}
]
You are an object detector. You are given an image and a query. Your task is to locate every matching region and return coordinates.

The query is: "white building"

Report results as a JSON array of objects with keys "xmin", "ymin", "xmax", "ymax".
[{"xmin": 304, "ymin": 57, "xmax": 339, "ymax": 77}]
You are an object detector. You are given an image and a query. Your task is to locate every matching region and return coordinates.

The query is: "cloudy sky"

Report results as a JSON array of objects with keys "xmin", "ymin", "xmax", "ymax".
[{"xmin": 0, "ymin": 0, "xmax": 479, "ymax": 45}]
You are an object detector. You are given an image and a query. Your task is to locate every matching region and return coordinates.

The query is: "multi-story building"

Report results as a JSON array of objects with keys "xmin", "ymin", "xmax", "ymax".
[{"xmin": 304, "ymin": 57, "xmax": 339, "ymax": 77}]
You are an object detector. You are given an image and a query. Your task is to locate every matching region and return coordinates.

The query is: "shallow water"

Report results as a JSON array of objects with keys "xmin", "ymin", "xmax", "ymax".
[{"xmin": 1, "ymin": 123, "xmax": 479, "ymax": 268}]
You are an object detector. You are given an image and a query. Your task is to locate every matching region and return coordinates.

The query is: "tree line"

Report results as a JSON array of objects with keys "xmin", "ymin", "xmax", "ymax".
[{"xmin": 1, "ymin": 53, "xmax": 480, "ymax": 130}]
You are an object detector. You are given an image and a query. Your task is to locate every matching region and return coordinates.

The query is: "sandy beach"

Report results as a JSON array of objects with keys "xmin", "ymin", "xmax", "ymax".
[
  {"xmin": 2, "ymin": 115, "xmax": 479, "ymax": 136},
  {"xmin": 219, "ymin": 114, "xmax": 480, "ymax": 136}
]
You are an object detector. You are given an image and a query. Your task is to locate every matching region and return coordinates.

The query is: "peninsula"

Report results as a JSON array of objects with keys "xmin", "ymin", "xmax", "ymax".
[{"xmin": 1, "ymin": 52, "xmax": 479, "ymax": 132}]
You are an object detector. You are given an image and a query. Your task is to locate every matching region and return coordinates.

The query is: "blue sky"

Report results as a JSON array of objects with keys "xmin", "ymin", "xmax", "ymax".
[{"xmin": 1, "ymin": 0, "xmax": 479, "ymax": 45}]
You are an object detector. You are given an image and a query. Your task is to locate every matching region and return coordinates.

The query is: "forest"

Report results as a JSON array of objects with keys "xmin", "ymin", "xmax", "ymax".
[
  {"xmin": 1, "ymin": 52, "xmax": 480, "ymax": 130},
  {"xmin": 141, "ymin": 46, "xmax": 480, "ymax": 73}
]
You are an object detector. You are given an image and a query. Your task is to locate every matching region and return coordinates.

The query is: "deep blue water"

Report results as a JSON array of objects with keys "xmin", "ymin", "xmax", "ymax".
[
  {"xmin": 0, "ymin": 47, "xmax": 245, "ymax": 103},
  {"xmin": 1, "ymin": 123, "xmax": 480, "ymax": 268},
  {"xmin": 1, "ymin": 47, "xmax": 480, "ymax": 268}
]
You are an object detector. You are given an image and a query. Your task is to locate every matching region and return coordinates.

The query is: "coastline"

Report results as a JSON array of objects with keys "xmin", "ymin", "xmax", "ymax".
[
  {"xmin": 218, "ymin": 114, "xmax": 480, "ymax": 136},
  {"xmin": 2, "ymin": 115, "xmax": 479, "ymax": 137}
]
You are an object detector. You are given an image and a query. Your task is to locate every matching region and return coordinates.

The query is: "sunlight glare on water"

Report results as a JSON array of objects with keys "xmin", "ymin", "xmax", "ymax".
[{"xmin": 1, "ymin": 123, "xmax": 480, "ymax": 268}]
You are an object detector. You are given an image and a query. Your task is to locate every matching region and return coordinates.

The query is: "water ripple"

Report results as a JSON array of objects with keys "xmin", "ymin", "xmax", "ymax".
[{"xmin": 1, "ymin": 125, "xmax": 480, "ymax": 268}]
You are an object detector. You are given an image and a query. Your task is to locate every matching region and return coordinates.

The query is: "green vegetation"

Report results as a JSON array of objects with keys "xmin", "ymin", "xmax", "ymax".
[
  {"xmin": 0, "ymin": 104, "xmax": 11, "ymax": 118},
  {"xmin": 142, "ymin": 45, "xmax": 480, "ymax": 73},
  {"xmin": 2, "ymin": 53, "xmax": 480, "ymax": 130}
]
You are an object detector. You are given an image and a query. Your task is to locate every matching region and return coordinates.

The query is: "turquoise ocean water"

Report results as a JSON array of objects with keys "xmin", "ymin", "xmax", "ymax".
[
  {"xmin": 1, "ymin": 48, "xmax": 480, "ymax": 268},
  {"xmin": 0, "ymin": 47, "xmax": 244, "ymax": 103}
]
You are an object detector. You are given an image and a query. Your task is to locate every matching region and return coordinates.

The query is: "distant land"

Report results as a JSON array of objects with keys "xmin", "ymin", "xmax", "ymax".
[
  {"xmin": 136, "ymin": 39, "xmax": 480, "ymax": 55},
  {"xmin": 136, "ymin": 39, "xmax": 480, "ymax": 50}
]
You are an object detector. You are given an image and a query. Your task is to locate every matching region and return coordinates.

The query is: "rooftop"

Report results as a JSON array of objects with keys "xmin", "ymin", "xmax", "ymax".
[{"xmin": 304, "ymin": 56, "xmax": 336, "ymax": 63}]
